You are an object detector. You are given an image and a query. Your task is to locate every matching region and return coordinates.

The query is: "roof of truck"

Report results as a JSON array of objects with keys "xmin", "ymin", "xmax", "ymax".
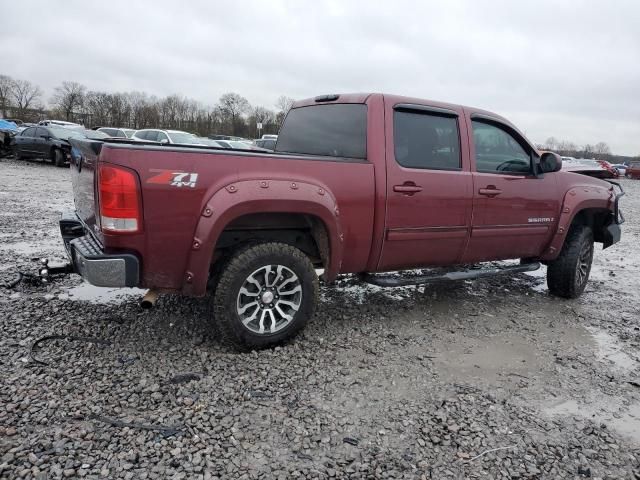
[{"xmin": 292, "ymin": 93, "xmax": 532, "ymax": 152}]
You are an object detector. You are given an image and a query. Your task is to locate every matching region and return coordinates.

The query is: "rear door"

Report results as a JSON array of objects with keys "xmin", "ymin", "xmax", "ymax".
[
  {"xmin": 462, "ymin": 116, "xmax": 559, "ymax": 262},
  {"xmin": 378, "ymin": 102, "xmax": 473, "ymax": 270}
]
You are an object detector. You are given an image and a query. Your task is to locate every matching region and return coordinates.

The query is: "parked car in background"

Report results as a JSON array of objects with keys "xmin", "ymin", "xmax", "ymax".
[
  {"xmin": 561, "ymin": 158, "xmax": 618, "ymax": 179},
  {"xmin": 0, "ymin": 119, "xmax": 18, "ymax": 158},
  {"xmin": 254, "ymin": 138, "xmax": 276, "ymax": 150},
  {"xmin": 132, "ymin": 129, "xmax": 205, "ymax": 145},
  {"xmin": 194, "ymin": 137, "xmax": 225, "ymax": 147},
  {"xmin": 14, "ymin": 126, "xmax": 107, "ymax": 167},
  {"xmin": 611, "ymin": 164, "xmax": 628, "ymax": 176},
  {"xmin": 38, "ymin": 120, "xmax": 84, "ymax": 129},
  {"xmin": 97, "ymin": 127, "xmax": 136, "ymax": 138},
  {"xmin": 627, "ymin": 162, "xmax": 640, "ymax": 179},
  {"xmin": 216, "ymin": 139, "xmax": 267, "ymax": 151}
]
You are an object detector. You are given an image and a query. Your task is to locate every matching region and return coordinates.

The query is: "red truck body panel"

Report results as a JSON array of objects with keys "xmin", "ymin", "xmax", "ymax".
[{"xmin": 69, "ymin": 93, "xmax": 619, "ymax": 296}]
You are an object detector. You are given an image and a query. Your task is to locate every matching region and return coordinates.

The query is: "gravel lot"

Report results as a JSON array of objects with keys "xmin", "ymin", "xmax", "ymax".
[{"xmin": 1, "ymin": 157, "xmax": 639, "ymax": 479}]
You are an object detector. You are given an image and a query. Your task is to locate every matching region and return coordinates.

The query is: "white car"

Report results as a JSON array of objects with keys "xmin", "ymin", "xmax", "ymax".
[
  {"xmin": 38, "ymin": 120, "xmax": 84, "ymax": 129},
  {"xmin": 131, "ymin": 129, "xmax": 204, "ymax": 145},
  {"xmin": 97, "ymin": 127, "xmax": 136, "ymax": 138}
]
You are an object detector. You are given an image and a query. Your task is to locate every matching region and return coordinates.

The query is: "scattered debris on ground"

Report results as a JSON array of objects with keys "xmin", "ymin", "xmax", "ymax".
[{"xmin": 1, "ymin": 158, "xmax": 639, "ymax": 478}]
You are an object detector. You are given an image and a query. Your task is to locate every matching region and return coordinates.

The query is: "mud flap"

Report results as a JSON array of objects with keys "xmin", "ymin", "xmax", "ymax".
[{"xmin": 602, "ymin": 223, "xmax": 621, "ymax": 249}]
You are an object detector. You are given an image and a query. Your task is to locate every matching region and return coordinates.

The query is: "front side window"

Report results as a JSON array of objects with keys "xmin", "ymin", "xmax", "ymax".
[
  {"xmin": 22, "ymin": 127, "xmax": 36, "ymax": 136},
  {"xmin": 36, "ymin": 127, "xmax": 50, "ymax": 138},
  {"xmin": 276, "ymin": 104, "xmax": 367, "ymax": 159},
  {"xmin": 394, "ymin": 110, "xmax": 461, "ymax": 170},
  {"xmin": 472, "ymin": 121, "xmax": 531, "ymax": 174}
]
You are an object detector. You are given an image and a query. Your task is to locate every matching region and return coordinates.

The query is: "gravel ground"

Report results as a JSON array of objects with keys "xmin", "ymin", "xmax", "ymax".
[{"xmin": 1, "ymin": 157, "xmax": 639, "ymax": 479}]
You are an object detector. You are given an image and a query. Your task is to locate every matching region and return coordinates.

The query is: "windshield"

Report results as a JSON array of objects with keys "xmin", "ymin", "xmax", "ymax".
[
  {"xmin": 49, "ymin": 127, "xmax": 82, "ymax": 140},
  {"xmin": 167, "ymin": 132, "xmax": 198, "ymax": 144}
]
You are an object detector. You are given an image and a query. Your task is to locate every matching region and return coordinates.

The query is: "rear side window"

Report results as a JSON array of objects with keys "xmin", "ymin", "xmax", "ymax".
[
  {"xmin": 472, "ymin": 121, "xmax": 531, "ymax": 174},
  {"xmin": 394, "ymin": 110, "xmax": 461, "ymax": 170},
  {"xmin": 276, "ymin": 104, "xmax": 367, "ymax": 159}
]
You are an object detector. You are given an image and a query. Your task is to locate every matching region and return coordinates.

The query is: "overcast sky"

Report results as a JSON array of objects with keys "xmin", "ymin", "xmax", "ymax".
[{"xmin": 2, "ymin": 0, "xmax": 639, "ymax": 155}]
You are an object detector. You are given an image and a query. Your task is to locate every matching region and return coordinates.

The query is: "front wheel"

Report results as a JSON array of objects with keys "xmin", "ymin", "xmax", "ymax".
[
  {"xmin": 211, "ymin": 242, "xmax": 319, "ymax": 351},
  {"xmin": 53, "ymin": 148, "xmax": 65, "ymax": 167},
  {"xmin": 546, "ymin": 225, "xmax": 594, "ymax": 298}
]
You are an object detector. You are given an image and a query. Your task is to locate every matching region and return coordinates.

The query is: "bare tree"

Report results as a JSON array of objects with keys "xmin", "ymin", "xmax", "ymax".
[
  {"xmin": 544, "ymin": 137, "xmax": 558, "ymax": 150},
  {"xmin": 51, "ymin": 81, "xmax": 87, "ymax": 121},
  {"xmin": 275, "ymin": 95, "xmax": 294, "ymax": 114},
  {"xmin": 11, "ymin": 79, "xmax": 43, "ymax": 116},
  {"xmin": 593, "ymin": 141, "xmax": 611, "ymax": 156},
  {"xmin": 556, "ymin": 140, "xmax": 577, "ymax": 153},
  {"xmin": 0, "ymin": 74, "xmax": 15, "ymax": 117},
  {"xmin": 218, "ymin": 93, "xmax": 251, "ymax": 135},
  {"xmin": 582, "ymin": 144, "xmax": 594, "ymax": 158}
]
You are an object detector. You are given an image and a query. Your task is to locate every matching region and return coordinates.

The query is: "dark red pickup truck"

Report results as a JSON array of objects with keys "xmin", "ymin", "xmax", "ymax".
[{"xmin": 61, "ymin": 93, "xmax": 624, "ymax": 349}]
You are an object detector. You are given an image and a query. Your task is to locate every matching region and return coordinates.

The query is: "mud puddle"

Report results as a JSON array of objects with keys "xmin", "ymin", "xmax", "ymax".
[
  {"xmin": 589, "ymin": 327, "xmax": 638, "ymax": 371},
  {"xmin": 545, "ymin": 398, "xmax": 640, "ymax": 444}
]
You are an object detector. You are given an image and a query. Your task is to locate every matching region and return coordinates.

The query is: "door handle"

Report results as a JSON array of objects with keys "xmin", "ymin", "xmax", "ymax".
[
  {"xmin": 478, "ymin": 187, "xmax": 502, "ymax": 196},
  {"xmin": 393, "ymin": 184, "xmax": 423, "ymax": 194}
]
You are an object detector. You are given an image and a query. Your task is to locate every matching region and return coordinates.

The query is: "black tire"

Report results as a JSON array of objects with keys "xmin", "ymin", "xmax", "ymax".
[
  {"xmin": 14, "ymin": 147, "xmax": 22, "ymax": 160},
  {"xmin": 211, "ymin": 242, "xmax": 319, "ymax": 351},
  {"xmin": 53, "ymin": 148, "xmax": 65, "ymax": 167},
  {"xmin": 546, "ymin": 224, "xmax": 594, "ymax": 298}
]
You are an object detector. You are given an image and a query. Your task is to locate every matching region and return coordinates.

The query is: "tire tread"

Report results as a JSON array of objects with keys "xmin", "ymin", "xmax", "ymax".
[
  {"xmin": 211, "ymin": 242, "xmax": 318, "ymax": 351},
  {"xmin": 547, "ymin": 224, "xmax": 593, "ymax": 298}
]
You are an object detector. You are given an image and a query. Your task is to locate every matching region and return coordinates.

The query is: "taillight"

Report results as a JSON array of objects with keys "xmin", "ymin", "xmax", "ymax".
[{"xmin": 98, "ymin": 164, "xmax": 141, "ymax": 233}]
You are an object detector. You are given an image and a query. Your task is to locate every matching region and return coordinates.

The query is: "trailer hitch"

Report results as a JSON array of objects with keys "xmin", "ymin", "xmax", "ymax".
[{"xmin": 38, "ymin": 258, "xmax": 73, "ymax": 284}]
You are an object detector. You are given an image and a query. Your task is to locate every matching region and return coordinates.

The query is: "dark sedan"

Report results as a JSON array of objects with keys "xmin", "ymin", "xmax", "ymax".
[{"xmin": 14, "ymin": 126, "xmax": 107, "ymax": 167}]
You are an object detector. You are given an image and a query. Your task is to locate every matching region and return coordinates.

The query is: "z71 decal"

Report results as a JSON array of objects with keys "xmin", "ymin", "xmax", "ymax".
[{"xmin": 147, "ymin": 170, "xmax": 199, "ymax": 188}]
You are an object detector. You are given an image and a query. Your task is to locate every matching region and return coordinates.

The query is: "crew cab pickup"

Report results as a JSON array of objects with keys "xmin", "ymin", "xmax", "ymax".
[{"xmin": 61, "ymin": 93, "xmax": 623, "ymax": 349}]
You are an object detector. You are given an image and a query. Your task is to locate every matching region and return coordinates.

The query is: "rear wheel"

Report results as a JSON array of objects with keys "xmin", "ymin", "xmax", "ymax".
[
  {"xmin": 547, "ymin": 225, "xmax": 594, "ymax": 298},
  {"xmin": 52, "ymin": 148, "xmax": 65, "ymax": 167},
  {"xmin": 211, "ymin": 242, "xmax": 319, "ymax": 351}
]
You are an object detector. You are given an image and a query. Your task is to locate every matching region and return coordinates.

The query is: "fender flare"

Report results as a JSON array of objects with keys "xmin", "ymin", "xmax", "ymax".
[
  {"xmin": 540, "ymin": 184, "xmax": 613, "ymax": 261},
  {"xmin": 182, "ymin": 179, "xmax": 344, "ymax": 296}
]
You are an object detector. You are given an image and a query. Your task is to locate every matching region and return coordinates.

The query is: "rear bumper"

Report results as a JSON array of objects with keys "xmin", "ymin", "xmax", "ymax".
[{"xmin": 60, "ymin": 211, "xmax": 140, "ymax": 287}]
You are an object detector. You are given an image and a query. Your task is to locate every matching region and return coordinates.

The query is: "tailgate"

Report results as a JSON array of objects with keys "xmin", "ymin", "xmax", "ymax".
[{"xmin": 69, "ymin": 138, "xmax": 103, "ymax": 235}]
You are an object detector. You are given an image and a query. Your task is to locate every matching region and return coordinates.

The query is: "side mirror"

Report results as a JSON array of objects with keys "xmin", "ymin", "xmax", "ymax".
[
  {"xmin": 160, "ymin": 138, "xmax": 169, "ymax": 144},
  {"xmin": 540, "ymin": 152, "xmax": 562, "ymax": 173}
]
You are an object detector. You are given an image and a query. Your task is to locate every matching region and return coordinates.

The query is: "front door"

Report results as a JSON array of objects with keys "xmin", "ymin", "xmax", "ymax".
[
  {"xmin": 378, "ymin": 102, "xmax": 473, "ymax": 271},
  {"xmin": 34, "ymin": 127, "xmax": 51, "ymax": 158},
  {"xmin": 462, "ymin": 117, "xmax": 559, "ymax": 263}
]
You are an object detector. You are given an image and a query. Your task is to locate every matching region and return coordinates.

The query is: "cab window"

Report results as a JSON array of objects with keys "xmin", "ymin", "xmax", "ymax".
[
  {"xmin": 394, "ymin": 110, "xmax": 461, "ymax": 170},
  {"xmin": 472, "ymin": 120, "xmax": 531, "ymax": 174}
]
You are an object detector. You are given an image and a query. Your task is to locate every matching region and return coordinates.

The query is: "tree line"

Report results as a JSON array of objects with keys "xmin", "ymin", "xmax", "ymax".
[
  {"xmin": 1, "ymin": 73, "xmax": 637, "ymax": 157},
  {"xmin": 0, "ymin": 74, "xmax": 294, "ymax": 138},
  {"xmin": 537, "ymin": 137, "xmax": 636, "ymax": 164}
]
